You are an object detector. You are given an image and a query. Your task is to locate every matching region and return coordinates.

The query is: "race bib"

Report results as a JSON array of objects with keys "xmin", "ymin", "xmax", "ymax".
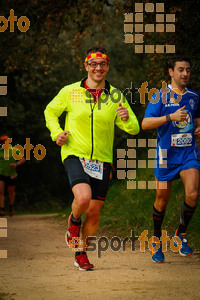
[
  {"xmin": 171, "ymin": 133, "xmax": 192, "ymax": 147},
  {"xmin": 79, "ymin": 158, "xmax": 103, "ymax": 180}
]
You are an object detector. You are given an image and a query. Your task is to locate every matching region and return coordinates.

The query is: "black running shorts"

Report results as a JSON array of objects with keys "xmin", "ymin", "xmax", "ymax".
[
  {"xmin": 64, "ymin": 155, "xmax": 111, "ymax": 201},
  {"xmin": 0, "ymin": 175, "xmax": 17, "ymax": 186}
]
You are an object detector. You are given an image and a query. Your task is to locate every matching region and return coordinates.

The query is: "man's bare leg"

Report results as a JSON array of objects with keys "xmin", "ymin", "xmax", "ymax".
[
  {"xmin": 72, "ymin": 183, "xmax": 92, "ymax": 219},
  {"xmin": 176, "ymin": 168, "xmax": 199, "ymax": 235},
  {"xmin": 154, "ymin": 180, "xmax": 172, "ymax": 212},
  {"xmin": 66, "ymin": 183, "xmax": 91, "ymax": 246},
  {"xmin": 81, "ymin": 199, "xmax": 104, "ymax": 251},
  {"xmin": 152, "ymin": 180, "xmax": 172, "ymax": 263},
  {"xmin": 153, "ymin": 180, "xmax": 172, "ymax": 238}
]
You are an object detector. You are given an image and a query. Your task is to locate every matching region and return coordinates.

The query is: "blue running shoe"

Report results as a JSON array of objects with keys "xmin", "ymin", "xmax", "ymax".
[
  {"xmin": 152, "ymin": 242, "xmax": 164, "ymax": 263},
  {"xmin": 174, "ymin": 229, "xmax": 193, "ymax": 256}
]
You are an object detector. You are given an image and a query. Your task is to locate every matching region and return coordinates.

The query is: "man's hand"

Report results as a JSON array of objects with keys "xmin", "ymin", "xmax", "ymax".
[
  {"xmin": 170, "ymin": 105, "xmax": 187, "ymax": 122},
  {"xmin": 116, "ymin": 103, "xmax": 129, "ymax": 121},
  {"xmin": 56, "ymin": 131, "xmax": 71, "ymax": 146}
]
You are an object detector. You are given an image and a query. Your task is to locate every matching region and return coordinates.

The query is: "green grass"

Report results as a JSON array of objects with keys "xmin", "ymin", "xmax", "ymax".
[{"xmin": 100, "ymin": 168, "xmax": 200, "ymax": 250}]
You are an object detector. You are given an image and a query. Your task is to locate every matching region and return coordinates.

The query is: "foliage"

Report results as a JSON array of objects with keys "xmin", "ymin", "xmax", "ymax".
[{"xmin": 0, "ymin": 0, "xmax": 200, "ymax": 210}]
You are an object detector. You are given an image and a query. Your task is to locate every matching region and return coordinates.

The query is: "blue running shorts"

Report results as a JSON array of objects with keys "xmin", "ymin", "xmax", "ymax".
[{"xmin": 154, "ymin": 159, "xmax": 200, "ymax": 181}]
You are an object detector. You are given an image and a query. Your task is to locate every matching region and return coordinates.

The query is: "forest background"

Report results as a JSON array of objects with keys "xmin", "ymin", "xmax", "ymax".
[{"xmin": 0, "ymin": 0, "xmax": 200, "ymax": 245}]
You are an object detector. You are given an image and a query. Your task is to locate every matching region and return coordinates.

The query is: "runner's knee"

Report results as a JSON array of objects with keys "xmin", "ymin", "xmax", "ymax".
[
  {"xmin": 185, "ymin": 190, "xmax": 198, "ymax": 206},
  {"xmin": 76, "ymin": 192, "xmax": 91, "ymax": 209},
  {"xmin": 155, "ymin": 195, "xmax": 169, "ymax": 211}
]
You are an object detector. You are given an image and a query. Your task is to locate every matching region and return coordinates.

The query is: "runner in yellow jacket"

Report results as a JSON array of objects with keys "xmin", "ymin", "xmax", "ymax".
[{"xmin": 44, "ymin": 45, "xmax": 139, "ymax": 270}]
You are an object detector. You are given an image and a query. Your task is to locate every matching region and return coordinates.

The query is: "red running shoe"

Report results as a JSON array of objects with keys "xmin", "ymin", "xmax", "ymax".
[
  {"xmin": 66, "ymin": 213, "xmax": 81, "ymax": 248},
  {"xmin": 74, "ymin": 252, "xmax": 94, "ymax": 271}
]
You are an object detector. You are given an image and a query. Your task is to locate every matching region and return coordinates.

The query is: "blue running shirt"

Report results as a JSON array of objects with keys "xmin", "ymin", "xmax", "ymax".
[{"xmin": 144, "ymin": 85, "xmax": 200, "ymax": 165}]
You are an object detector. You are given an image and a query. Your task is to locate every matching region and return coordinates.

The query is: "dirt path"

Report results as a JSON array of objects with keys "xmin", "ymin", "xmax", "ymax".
[{"xmin": 0, "ymin": 215, "xmax": 200, "ymax": 300}]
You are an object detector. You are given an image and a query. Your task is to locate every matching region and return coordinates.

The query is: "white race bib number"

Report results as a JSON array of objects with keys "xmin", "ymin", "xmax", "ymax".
[
  {"xmin": 79, "ymin": 158, "xmax": 103, "ymax": 180},
  {"xmin": 171, "ymin": 133, "xmax": 192, "ymax": 147}
]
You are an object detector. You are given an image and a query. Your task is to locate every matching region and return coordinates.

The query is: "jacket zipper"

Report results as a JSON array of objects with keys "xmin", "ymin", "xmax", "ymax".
[
  {"xmin": 89, "ymin": 97, "xmax": 96, "ymax": 159},
  {"xmin": 90, "ymin": 109, "xmax": 94, "ymax": 159},
  {"xmin": 89, "ymin": 90, "xmax": 102, "ymax": 159}
]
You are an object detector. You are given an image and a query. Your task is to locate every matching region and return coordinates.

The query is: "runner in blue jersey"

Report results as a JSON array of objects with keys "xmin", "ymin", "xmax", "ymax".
[{"xmin": 142, "ymin": 55, "xmax": 200, "ymax": 263}]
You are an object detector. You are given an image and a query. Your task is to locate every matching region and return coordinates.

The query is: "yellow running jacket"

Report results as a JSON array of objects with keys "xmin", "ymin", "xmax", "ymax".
[{"xmin": 44, "ymin": 78, "xmax": 140, "ymax": 163}]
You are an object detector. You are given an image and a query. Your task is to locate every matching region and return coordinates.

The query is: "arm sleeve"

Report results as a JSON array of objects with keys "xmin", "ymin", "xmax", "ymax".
[
  {"xmin": 115, "ymin": 95, "xmax": 140, "ymax": 135},
  {"xmin": 44, "ymin": 87, "xmax": 68, "ymax": 141},
  {"xmin": 144, "ymin": 93, "xmax": 162, "ymax": 118}
]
